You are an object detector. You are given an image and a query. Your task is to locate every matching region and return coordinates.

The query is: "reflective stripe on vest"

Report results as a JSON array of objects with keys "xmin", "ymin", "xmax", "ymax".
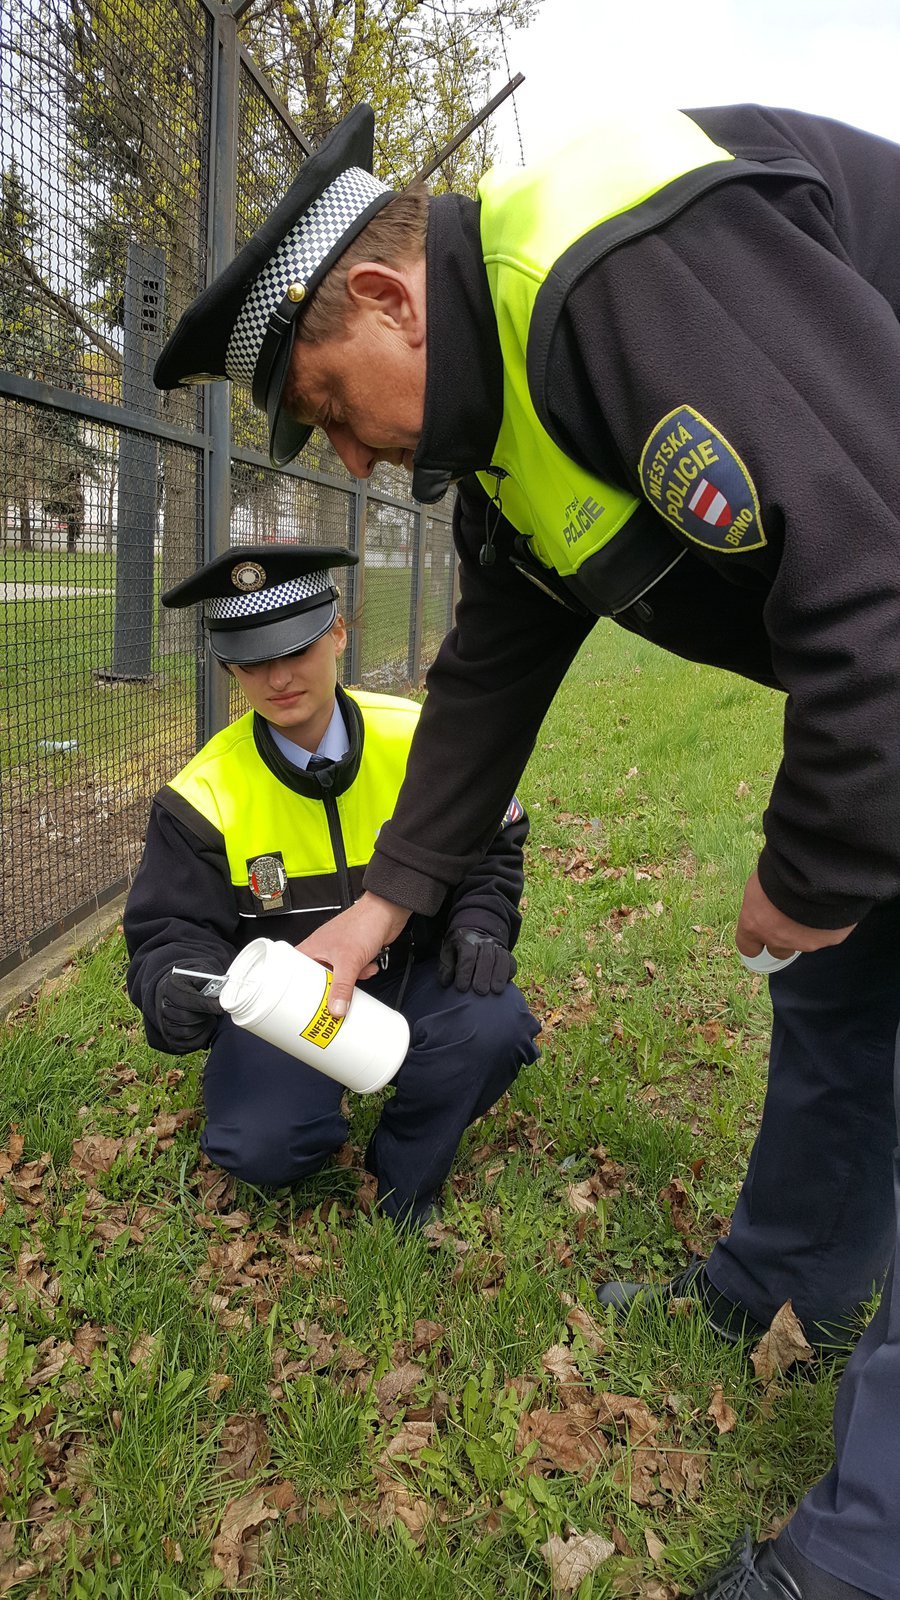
[
  {"xmin": 167, "ymin": 690, "xmax": 420, "ymax": 894},
  {"xmin": 475, "ymin": 110, "xmax": 738, "ymax": 578}
]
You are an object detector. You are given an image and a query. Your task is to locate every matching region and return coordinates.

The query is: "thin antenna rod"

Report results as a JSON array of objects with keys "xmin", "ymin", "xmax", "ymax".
[{"xmin": 409, "ymin": 73, "xmax": 525, "ymax": 184}]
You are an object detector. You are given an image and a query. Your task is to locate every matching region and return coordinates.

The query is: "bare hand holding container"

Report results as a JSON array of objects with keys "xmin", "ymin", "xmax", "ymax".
[{"xmin": 215, "ymin": 938, "xmax": 409, "ymax": 1092}]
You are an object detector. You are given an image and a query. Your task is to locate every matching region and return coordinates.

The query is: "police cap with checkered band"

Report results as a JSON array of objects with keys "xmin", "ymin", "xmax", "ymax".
[
  {"xmin": 162, "ymin": 545, "xmax": 358, "ymax": 666},
  {"xmin": 153, "ymin": 104, "xmax": 394, "ymax": 468}
]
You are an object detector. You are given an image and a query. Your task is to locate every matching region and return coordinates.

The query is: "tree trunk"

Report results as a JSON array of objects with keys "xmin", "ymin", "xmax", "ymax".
[{"xmin": 18, "ymin": 498, "xmax": 32, "ymax": 551}]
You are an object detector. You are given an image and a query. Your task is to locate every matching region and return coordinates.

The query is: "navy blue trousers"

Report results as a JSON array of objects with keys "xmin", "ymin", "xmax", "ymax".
[
  {"xmin": 201, "ymin": 958, "xmax": 540, "ymax": 1222},
  {"xmin": 706, "ymin": 897, "xmax": 900, "ymax": 1598}
]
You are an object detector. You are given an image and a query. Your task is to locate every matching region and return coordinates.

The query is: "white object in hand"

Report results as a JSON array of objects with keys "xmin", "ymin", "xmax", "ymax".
[
  {"xmin": 739, "ymin": 946, "xmax": 801, "ymax": 974},
  {"xmin": 218, "ymin": 937, "xmax": 409, "ymax": 1093}
]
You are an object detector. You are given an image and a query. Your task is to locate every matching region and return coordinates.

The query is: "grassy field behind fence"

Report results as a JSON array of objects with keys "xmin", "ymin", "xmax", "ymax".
[
  {"xmin": 0, "ymin": 623, "xmax": 846, "ymax": 1599},
  {"xmin": 1, "ymin": 556, "xmax": 434, "ymax": 777}
]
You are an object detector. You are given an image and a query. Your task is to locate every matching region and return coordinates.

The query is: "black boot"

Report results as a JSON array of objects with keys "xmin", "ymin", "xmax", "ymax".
[
  {"xmin": 597, "ymin": 1255, "xmax": 857, "ymax": 1353},
  {"xmin": 596, "ymin": 1255, "xmax": 768, "ymax": 1344},
  {"xmin": 691, "ymin": 1530, "xmax": 878, "ymax": 1600}
]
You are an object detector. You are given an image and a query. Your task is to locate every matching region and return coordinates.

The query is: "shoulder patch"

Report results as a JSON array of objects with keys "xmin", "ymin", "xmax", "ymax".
[
  {"xmin": 638, "ymin": 405, "xmax": 766, "ymax": 553},
  {"xmin": 502, "ymin": 795, "xmax": 524, "ymax": 827}
]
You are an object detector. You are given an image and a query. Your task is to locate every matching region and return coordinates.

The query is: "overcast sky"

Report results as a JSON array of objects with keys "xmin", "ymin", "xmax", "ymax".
[{"xmin": 490, "ymin": 0, "xmax": 900, "ymax": 164}]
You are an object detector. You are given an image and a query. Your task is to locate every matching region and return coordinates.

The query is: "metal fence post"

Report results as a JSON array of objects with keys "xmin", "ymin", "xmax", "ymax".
[
  {"xmin": 407, "ymin": 501, "xmax": 427, "ymax": 688},
  {"xmin": 107, "ymin": 241, "xmax": 165, "ymax": 679},
  {"xmin": 346, "ymin": 478, "xmax": 367, "ymax": 685},
  {"xmin": 203, "ymin": 9, "xmax": 240, "ymax": 740}
]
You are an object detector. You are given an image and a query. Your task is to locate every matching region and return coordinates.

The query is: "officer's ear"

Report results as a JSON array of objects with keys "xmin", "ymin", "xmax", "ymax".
[
  {"xmin": 331, "ymin": 614, "xmax": 348, "ymax": 658},
  {"xmin": 345, "ymin": 260, "xmax": 425, "ymax": 346}
]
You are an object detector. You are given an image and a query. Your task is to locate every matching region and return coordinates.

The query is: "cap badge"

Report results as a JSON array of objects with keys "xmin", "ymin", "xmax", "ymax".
[{"xmin": 231, "ymin": 560, "xmax": 266, "ymax": 592}]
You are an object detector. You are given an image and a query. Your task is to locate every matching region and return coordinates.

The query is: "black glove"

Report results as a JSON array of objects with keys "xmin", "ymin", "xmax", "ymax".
[
  {"xmin": 438, "ymin": 929, "xmax": 516, "ymax": 996},
  {"xmin": 155, "ymin": 969, "xmax": 224, "ymax": 1054}
]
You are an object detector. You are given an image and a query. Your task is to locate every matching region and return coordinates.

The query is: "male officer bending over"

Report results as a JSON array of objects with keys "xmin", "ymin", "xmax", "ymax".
[
  {"xmin": 151, "ymin": 101, "xmax": 900, "ymax": 1600},
  {"xmin": 124, "ymin": 544, "xmax": 539, "ymax": 1224}
]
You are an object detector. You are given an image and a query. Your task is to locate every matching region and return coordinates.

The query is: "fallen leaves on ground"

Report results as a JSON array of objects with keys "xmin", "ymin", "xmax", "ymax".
[
  {"xmin": 539, "ymin": 1529, "xmax": 615, "ymax": 1594},
  {"xmin": 70, "ymin": 1134, "xmax": 122, "ymax": 1181},
  {"xmin": 377, "ymin": 1419, "xmax": 435, "ymax": 1470},
  {"xmin": 210, "ymin": 1488, "xmax": 280, "ymax": 1590},
  {"xmin": 541, "ymin": 1344, "xmax": 583, "ymax": 1383},
  {"xmin": 217, "ymin": 1413, "xmax": 271, "ymax": 1482},
  {"xmin": 516, "ymin": 1408, "xmax": 606, "ymax": 1476},
  {"xmin": 564, "ymin": 1147, "xmax": 625, "ymax": 1213},
  {"xmin": 564, "ymin": 1302, "xmax": 606, "ymax": 1355},
  {"xmin": 707, "ymin": 1386, "xmax": 737, "ymax": 1434},
  {"xmin": 128, "ymin": 1332, "xmax": 160, "ymax": 1373},
  {"xmin": 750, "ymin": 1302, "xmax": 814, "ymax": 1385}
]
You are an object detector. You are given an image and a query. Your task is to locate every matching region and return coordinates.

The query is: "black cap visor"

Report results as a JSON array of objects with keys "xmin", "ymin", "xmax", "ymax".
[
  {"xmin": 208, "ymin": 596, "xmax": 338, "ymax": 666},
  {"xmin": 266, "ymin": 325, "xmax": 313, "ymax": 468}
]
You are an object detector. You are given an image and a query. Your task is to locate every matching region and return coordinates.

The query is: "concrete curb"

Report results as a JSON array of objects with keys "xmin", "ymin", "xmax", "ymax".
[{"xmin": 0, "ymin": 895, "xmax": 128, "ymax": 1020}]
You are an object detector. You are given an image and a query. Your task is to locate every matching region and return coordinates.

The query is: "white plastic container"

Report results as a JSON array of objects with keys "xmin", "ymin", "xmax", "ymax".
[{"xmin": 218, "ymin": 937, "xmax": 409, "ymax": 1093}]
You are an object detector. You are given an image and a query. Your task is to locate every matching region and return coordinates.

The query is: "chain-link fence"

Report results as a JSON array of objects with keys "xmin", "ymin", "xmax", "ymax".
[{"xmin": 0, "ymin": 0, "xmax": 455, "ymax": 979}]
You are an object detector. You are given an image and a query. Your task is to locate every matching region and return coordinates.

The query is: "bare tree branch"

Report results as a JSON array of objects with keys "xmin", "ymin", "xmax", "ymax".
[{"xmin": 17, "ymin": 255, "xmax": 122, "ymax": 366}]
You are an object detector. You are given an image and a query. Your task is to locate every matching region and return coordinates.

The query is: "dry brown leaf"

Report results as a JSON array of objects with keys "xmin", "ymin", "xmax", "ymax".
[
  {"xmin": 211, "ymin": 1489, "xmax": 279, "ymax": 1589},
  {"xmin": 267, "ymin": 1481, "xmax": 299, "ymax": 1513},
  {"xmin": 541, "ymin": 1344, "xmax": 583, "ymax": 1383},
  {"xmin": 9, "ymin": 1159, "xmax": 50, "ymax": 1203},
  {"xmin": 217, "ymin": 1414, "xmax": 270, "ymax": 1482},
  {"xmin": 644, "ymin": 1527, "xmax": 667, "ymax": 1562},
  {"xmin": 565, "ymin": 1179, "xmax": 601, "ymax": 1215},
  {"xmin": 162, "ymin": 1536, "xmax": 183, "ymax": 1563},
  {"xmin": 539, "ymin": 1530, "xmax": 614, "ymax": 1594},
  {"xmin": 595, "ymin": 1393, "xmax": 660, "ymax": 1445},
  {"xmin": 293, "ymin": 1320, "xmax": 340, "ymax": 1370},
  {"xmin": 26, "ymin": 1337, "xmax": 73, "ymax": 1388},
  {"xmin": 378, "ymin": 1419, "xmax": 435, "ymax": 1469},
  {"xmin": 0, "ymin": 1557, "xmax": 38, "ymax": 1593},
  {"xmin": 373, "ymin": 1362, "xmax": 426, "ymax": 1419},
  {"xmin": 376, "ymin": 1486, "xmax": 432, "ymax": 1545},
  {"xmin": 205, "ymin": 1237, "xmax": 258, "ymax": 1279},
  {"xmin": 128, "ymin": 1332, "xmax": 160, "ymax": 1373},
  {"xmin": 657, "ymin": 1448, "xmax": 706, "ymax": 1502},
  {"xmin": 411, "ymin": 1320, "xmax": 444, "ymax": 1353},
  {"xmin": 707, "ymin": 1385, "xmax": 737, "ymax": 1434},
  {"xmin": 70, "ymin": 1135, "xmax": 122, "ymax": 1180},
  {"xmin": 516, "ymin": 1409, "xmax": 605, "ymax": 1476},
  {"xmin": 751, "ymin": 1302, "xmax": 814, "ymax": 1385},
  {"xmin": 208, "ymin": 1372, "xmax": 233, "ymax": 1401},
  {"xmin": 71, "ymin": 1322, "xmax": 106, "ymax": 1366},
  {"xmin": 565, "ymin": 1304, "xmax": 606, "ymax": 1355},
  {"xmin": 658, "ymin": 1176, "xmax": 698, "ymax": 1246}
]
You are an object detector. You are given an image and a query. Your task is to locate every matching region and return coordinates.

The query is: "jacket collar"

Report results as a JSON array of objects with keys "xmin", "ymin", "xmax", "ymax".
[
  {"xmin": 252, "ymin": 684, "xmax": 364, "ymax": 798},
  {"xmin": 411, "ymin": 194, "xmax": 504, "ymax": 504}
]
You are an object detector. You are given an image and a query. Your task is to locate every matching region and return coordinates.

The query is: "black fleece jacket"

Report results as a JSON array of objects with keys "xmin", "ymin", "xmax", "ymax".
[{"xmin": 364, "ymin": 104, "xmax": 900, "ymax": 931}]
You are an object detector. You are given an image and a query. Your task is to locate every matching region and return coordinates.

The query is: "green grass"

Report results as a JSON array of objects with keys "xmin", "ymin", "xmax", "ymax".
[{"xmin": 0, "ymin": 624, "xmax": 846, "ymax": 1598}]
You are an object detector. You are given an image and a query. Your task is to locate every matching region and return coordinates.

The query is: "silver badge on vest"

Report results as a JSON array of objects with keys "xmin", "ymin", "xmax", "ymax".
[{"xmin": 247, "ymin": 851, "xmax": 290, "ymax": 913}]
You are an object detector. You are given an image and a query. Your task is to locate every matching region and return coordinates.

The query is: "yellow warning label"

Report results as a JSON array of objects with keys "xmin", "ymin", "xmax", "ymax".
[{"xmin": 300, "ymin": 969, "xmax": 345, "ymax": 1050}]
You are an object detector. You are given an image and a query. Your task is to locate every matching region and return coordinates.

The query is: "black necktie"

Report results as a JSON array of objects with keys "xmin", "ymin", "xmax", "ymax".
[{"xmin": 306, "ymin": 754, "xmax": 332, "ymax": 771}]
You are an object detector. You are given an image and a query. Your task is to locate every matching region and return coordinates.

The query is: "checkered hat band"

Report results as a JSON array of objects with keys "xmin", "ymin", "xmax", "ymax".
[
  {"xmin": 225, "ymin": 167, "xmax": 392, "ymax": 387},
  {"xmin": 205, "ymin": 570, "xmax": 332, "ymax": 622}
]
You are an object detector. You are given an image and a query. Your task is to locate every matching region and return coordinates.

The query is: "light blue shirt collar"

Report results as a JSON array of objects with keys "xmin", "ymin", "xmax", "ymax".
[{"xmin": 267, "ymin": 698, "xmax": 349, "ymax": 771}]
